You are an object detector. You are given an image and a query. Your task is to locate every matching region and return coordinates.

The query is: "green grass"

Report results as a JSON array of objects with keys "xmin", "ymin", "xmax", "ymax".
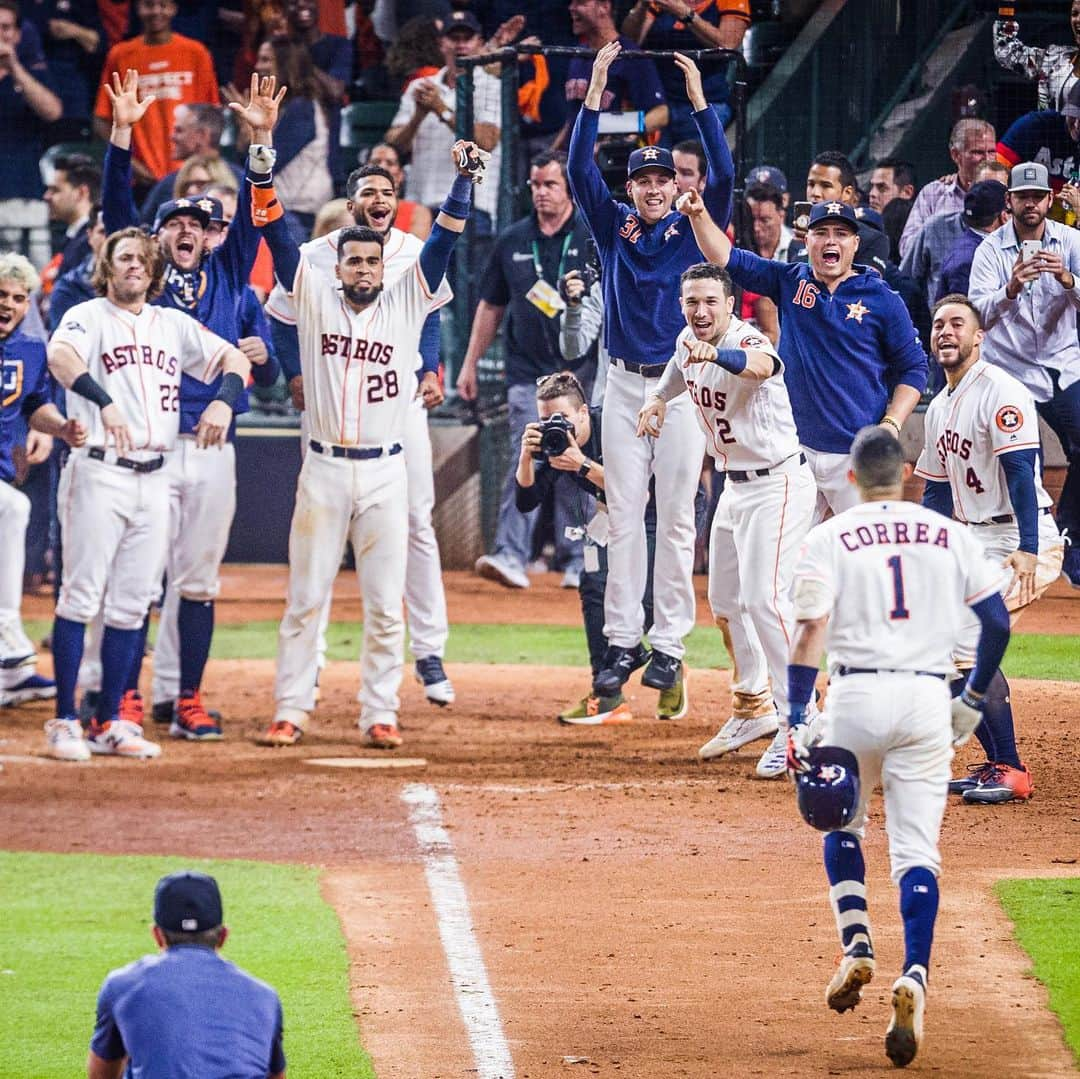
[
  {"xmin": 997, "ymin": 878, "xmax": 1080, "ymax": 1065},
  {"xmin": 23, "ymin": 620, "xmax": 1079, "ymax": 680},
  {"xmin": 0, "ymin": 852, "xmax": 373, "ymax": 1079}
]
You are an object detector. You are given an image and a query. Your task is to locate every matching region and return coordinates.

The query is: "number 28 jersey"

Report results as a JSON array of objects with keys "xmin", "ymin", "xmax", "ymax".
[
  {"xmin": 914, "ymin": 359, "xmax": 1054, "ymax": 523},
  {"xmin": 792, "ymin": 501, "xmax": 1005, "ymax": 673}
]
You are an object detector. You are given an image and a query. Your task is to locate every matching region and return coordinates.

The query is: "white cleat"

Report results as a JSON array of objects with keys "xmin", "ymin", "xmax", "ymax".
[
  {"xmin": 87, "ymin": 719, "xmax": 162, "ymax": 759},
  {"xmin": 754, "ymin": 727, "xmax": 789, "ymax": 778},
  {"xmin": 826, "ymin": 953, "xmax": 875, "ymax": 1013},
  {"xmin": 415, "ymin": 657, "xmax": 455, "ymax": 706},
  {"xmin": 475, "ymin": 554, "xmax": 529, "ymax": 590},
  {"xmin": 698, "ymin": 710, "xmax": 780, "ymax": 760},
  {"xmin": 885, "ymin": 975, "xmax": 925, "ymax": 1068},
  {"xmin": 44, "ymin": 717, "xmax": 91, "ymax": 762}
]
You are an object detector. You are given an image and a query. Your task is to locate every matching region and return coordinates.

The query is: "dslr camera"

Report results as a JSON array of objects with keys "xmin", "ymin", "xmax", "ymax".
[{"xmin": 532, "ymin": 412, "xmax": 576, "ymax": 460}]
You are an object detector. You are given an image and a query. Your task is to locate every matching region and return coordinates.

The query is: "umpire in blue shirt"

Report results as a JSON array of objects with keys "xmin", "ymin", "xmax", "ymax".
[{"xmin": 89, "ymin": 872, "xmax": 286, "ymax": 1079}]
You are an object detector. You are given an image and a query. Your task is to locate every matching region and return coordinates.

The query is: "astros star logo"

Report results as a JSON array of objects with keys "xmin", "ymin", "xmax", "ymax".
[
  {"xmin": 845, "ymin": 300, "xmax": 869, "ymax": 323},
  {"xmin": 826, "ymin": 201, "xmax": 844, "ymax": 215},
  {"xmin": 642, "ymin": 147, "xmax": 660, "ymax": 160},
  {"xmin": 663, "ymin": 222, "xmax": 680, "ymax": 242},
  {"xmin": 197, "ymin": 198, "xmax": 214, "ymax": 214}
]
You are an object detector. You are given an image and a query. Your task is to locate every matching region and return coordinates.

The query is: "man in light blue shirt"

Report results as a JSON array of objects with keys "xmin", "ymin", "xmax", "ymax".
[{"xmin": 968, "ymin": 160, "xmax": 1080, "ymax": 587}]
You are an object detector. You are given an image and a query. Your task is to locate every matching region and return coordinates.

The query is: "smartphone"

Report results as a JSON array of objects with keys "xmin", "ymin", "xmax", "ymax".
[
  {"xmin": 793, "ymin": 201, "xmax": 812, "ymax": 232},
  {"xmin": 1021, "ymin": 239, "xmax": 1042, "ymax": 263}
]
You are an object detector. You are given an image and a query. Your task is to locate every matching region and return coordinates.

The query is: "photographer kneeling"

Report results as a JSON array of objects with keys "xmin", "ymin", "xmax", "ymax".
[{"xmin": 517, "ymin": 372, "xmax": 656, "ymax": 725}]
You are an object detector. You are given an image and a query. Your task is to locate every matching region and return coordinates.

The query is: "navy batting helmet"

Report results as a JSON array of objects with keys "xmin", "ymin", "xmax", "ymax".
[{"xmin": 795, "ymin": 746, "xmax": 861, "ymax": 832}]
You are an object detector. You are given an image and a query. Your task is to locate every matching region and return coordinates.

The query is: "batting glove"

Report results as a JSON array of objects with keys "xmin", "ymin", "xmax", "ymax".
[
  {"xmin": 454, "ymin": 143, "xmax": 492, "ymax": 184},
  {"xmin": 950, "ymin": 686, "xmax": 984, "ymax": 748},
  {"xmin": 786, "ymin": 719, "xmax": 814, "ymax": 776}
]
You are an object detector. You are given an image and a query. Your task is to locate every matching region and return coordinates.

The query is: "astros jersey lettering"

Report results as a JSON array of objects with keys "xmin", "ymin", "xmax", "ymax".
[
  {"xmin": 668, "ymin": 316, "xmax": 798, "ymax": 470},
  {"xmin": 793, "ymin": 501, "xmax": 1005, "ymax": 672},
  {"xmin": 914, "ymin": 359, "xmax": 1053, "ymax": 523},
  {"xmin": 50, "ymin": 299, "xmax": 231, "ymax": 451},
  {"xmin": 287, "ymin": 257, "xmax": 450, "ymax": 447}
]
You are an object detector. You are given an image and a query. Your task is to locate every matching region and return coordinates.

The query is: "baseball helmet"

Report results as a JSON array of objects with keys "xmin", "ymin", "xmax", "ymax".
[{"xmin": 795, "ymin": 746, "xmax": 861, "ymax": 832}]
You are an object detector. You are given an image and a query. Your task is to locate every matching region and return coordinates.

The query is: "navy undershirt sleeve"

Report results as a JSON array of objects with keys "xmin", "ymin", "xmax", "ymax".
[
  {"xmin": 968, "ymin": 592, "xmax": 1010, "ymax": 696},
  {"xmin": 999, "ymin": 448, "xmax": 1039, "ymax": 554},
  {"xmin": 921, "ymin": 478, "xmax": 954, "ymax": 519}
]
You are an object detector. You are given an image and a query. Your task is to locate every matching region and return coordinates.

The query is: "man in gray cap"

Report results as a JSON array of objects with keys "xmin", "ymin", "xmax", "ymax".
[
  {"xmin": 88, "ymin": 871, "xmax": 286, "ymax": 1079},
  {"xmin": 969, "ymin": 160, "xmax": 1080, "ymax": 588}
]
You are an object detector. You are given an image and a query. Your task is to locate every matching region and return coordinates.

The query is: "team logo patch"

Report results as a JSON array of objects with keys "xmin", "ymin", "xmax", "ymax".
[
  {"xmin": 641, "ymin": 147, "xmax": 661, "ymax": 161},
  {"xmin": 2, "ymin": 358, "xmax": 22, "ymax": 407},
  {"xmin": 995, "ymin": 405, "xmax": 1023, "ymax": 432},
  {"xmin": 663, "ymin": 222, "xmax": 680, "ymax": 242},
  {"xmin": 739, "ymin": 335, "xmax": 765, "ymax": 349},
  {"xmin": 826, "ymin": 201, "xmax": 844, "ymax": 215},
  {"xmin": 845, "ymin": 300, "xmax": 869, "ymax": 323},
  {"xmin": 817, "ymin": 763, "xmax": 848, "ymax": 784}
]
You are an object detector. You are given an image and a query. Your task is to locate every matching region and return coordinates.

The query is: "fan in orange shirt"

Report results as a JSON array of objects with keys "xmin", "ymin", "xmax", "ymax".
[{"xmin": 92, "ymin": 0, "xmax": 219, "ymax": 184}]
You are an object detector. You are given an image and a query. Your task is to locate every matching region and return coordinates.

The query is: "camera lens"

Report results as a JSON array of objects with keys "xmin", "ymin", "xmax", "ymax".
[{"xmin": 540, "ymin": 426, "xmax": 571, "ymax": 456}]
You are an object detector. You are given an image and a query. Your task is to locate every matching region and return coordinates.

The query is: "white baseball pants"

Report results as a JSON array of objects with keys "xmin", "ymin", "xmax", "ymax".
[
  {"xmin": 0, "ymin": 480, "xmax": 37, "ymax": 684},
  {"xmin": 803, "ymin": 447, "xmax": 861, "ymax": 525}
]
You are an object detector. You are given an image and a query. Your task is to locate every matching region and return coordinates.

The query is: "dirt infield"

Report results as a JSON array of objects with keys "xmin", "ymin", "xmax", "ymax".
[{"xmin": 3, "ymin": 629, "xmax": 1079, "ymax": 1076}]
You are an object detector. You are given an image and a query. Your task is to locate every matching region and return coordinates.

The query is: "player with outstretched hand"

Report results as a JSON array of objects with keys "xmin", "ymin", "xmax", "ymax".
[
  {"xmin": 567, "ymin": 42, "xmax": 734, "ymax": 716},
  {"xmin": 916, "ymin": 294, "xmax": 1065, "ymax": 805},
  {"xmin": 45, "ymin": 227, "xmax": 252, "ymax": 763},
  {"xmin": 254, "ymin": 141, "xmax": 480, "ymax": 750},
  {"xmin": 681, "ymin": 189, "xmax": 928, "ymax": 524},
  {"xmin": 785, "ymin": 427, "xmax": 1010, "ymax": 1069}
]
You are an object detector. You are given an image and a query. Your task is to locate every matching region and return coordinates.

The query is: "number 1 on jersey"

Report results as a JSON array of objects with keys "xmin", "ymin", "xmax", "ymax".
[{"xmin": 886, "ymin": 554, "xmax": 910, "ymax": 620}]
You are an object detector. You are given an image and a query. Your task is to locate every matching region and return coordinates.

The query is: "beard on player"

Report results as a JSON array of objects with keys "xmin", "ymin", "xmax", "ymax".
[{"xmin": 342, "ymin": 280, "xmax": 384, "ymax": 306}]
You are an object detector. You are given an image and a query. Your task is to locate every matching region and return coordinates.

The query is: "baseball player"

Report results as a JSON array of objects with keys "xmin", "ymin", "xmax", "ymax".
[
  {"xmin": 567, "ymin": 43, "xmax": 733, "ymax": 705},
  {"xmin": 636, "ymin": 250, "xmax": 816, "ymax": 778},
  {"xmin": 916, "ymin": 294, "xmax": 1065, "ymax": 804},
  {"xmin": 685, "ymin": 195, "xmax": 928, "ymax": 524},
  {"xmin": 255, "ymin": 141, "xmax": 480, "ymax": 749},
  {"xmin": 265, "ymin": 163, "xmax": 454, "ymax": 708},
  {"xmin": 90, "ymin": 70, "xmax": 281, "ymax": 739},
  {"xmin": 45, "ymin": 226, "xmax": 251, "ymax": 762},
  {"xmin": 0, "ymin": 254, "xmax": 86, "ymax": 706},
  {"xmin": 786, "ymin": 426, "xmax": 1011, "ymax": 1068}
]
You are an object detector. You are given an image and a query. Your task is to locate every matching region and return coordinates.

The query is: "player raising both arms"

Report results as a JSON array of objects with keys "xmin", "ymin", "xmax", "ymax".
[
  {"xmin": 255, "ymin": 141, "xmax": 481, "ymax": 750},
  {"xmin": 568, "ymin": 43, "xmax": 734, "ymax": 717},
  {"xmin": 786, "ymin": 427, "xmax": 1011, "ymax": 1068},
  {"xmin": 916, "ymin": 295, "xmax": 1065, "ymax": 804}
]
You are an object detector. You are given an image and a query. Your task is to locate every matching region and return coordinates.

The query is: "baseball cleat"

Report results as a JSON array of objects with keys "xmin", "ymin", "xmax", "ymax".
[
  {"xmin": 560, "ymin": 568, "xmax": 581, "ymax": 590},
  {"xmin": 0, "ymin": 673, "xmax": 57, "ymax": 707},
  {"xmin": 754, "ymin": 727, "xmax": 789, "ymax": 778},
  {"xmin": 593, "ymin": 643, "xmax": 650, "ymax": 698},
  {"xmin": 656, "ymin": 666, "xmax": 688, "ymax": 720},
  {"xmin": 641, "ymin": 649, "xmax": 680, "ymax": 691},
  {"xmin": 961, "ymin": 762, "xmax": 1033, "ymax": 804},
  {"xmin": 44, "ymin": 717, "xmax": 91, "ymax": 762},
  {"xmin": 475, "ymin": 554, "xmax": 529, "ymax": 590},
  {"xmin": 885, "ymin": 974, "xmax": 925, "ymax": 1067},
  {"xmin": 151, "ymin": 700, "xmax": 175, "ymax": 725},
  {"xmin": 118, "ymin": 690, "xmax": 145, "ymax": 726},
  {"xmin": 170, "ymin": 692, "xmax": 224, "ymax": 740},
  {"xmin": 699, "ymin": 709, "xmax": 780, "ymax": 760},
  {"xmin": 558, "ymin": 692, "xmax": 632, "ymax": 726},
  {"xmin": 826, "ymin": 951, "xmax": 876, "ymax": 1013},
  {"xmin": 364, "ymin": 723, "xmax": 403, "ymax": 749},
  {"xmin": 948, "ymin": 761, "xmax": 995, "ymax": 794},
  {"xmin": 256, "ymin": 720, "xmax": 303, "ymax": 747},
  {"xmin": 415, "ymin": 656, "xmax": 455, "ymax": 706},
  {"xmin": 0, "ymin": 619, "xmax": 35, "ymax": 669},
  {"xmin": 87, "ymin": 719, "xmax": 162, "ymax": 759}
]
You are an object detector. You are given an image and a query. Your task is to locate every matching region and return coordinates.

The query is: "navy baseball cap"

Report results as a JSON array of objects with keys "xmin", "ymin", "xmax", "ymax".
[
  {"xmin": 154, "ymin": 871, "xmax": 223, "ymax": 932},
  {"xmin": 627, "ymin": 145, "xmax": 675, "ymax": 179},
  {"xmin": 152, "ymin": 195, "xmax": 220, "ymax": 233},
  {"xmin": 854, "ymin": 205, "xmax": 883, "ymax": 231},
  {"xmin": 745, "ymin": 164, "xmax": 788, "ymax": 193},
  {"xmin": 807, "ymin": 200, "xmax": 858, "ymax": 231},
  {"xmin": 440, "ymin": 10, "xmax": 482, "ymax": 35},
  {"xmin": 964, "ymin": 179, "xmax": 1007, "ymax": 222}
]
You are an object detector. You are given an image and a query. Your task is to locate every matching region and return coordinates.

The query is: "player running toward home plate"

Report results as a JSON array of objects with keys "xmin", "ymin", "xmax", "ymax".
[
  {"xmin": 635, "ymin": 250, "xmax": 815, "ymax": 779},
  {"xmin": 44, "ymin": 227, "xmax": 251, "ymax": 762},
  {"xmin": 916, "ymin": 294, "xmax": 1065, "ymax": 804},
  {"xmin": 255, "ymin": 140, "xmax": 482, "ymax": 749},
  {"xmin": 785, "ymin": 426, "xmax": 1011, "ymax": 1068}
]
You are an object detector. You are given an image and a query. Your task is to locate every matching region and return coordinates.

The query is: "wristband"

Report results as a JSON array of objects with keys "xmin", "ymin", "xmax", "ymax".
[
  {"xmin": 71, "ymin": 372, "xmax": 113, "ymax": 409},
  {"xmin": 214, "ymin": 371, "xmax": 245, "ymax": 410},
  {"xmin": 682, "ymin": 9, "xmax": 697, "ymax": 22},
  {"xmin": 959, "ymin": 686, "xmax": 984, "ymax": 710},
  {"xmin": 713, "ymin": 348, "xmax": 747, "ymax": 374},
  {"xmin": 440, "ymin": 173, "xmax": 473, "ymax": 220},
  {"xmin": 881, "ymin": 414, "xmax": 902, "ymax": 434},
  {"xmin": 578, "ymin": 459, "xmax": 592, "ymax": 478},
  {"xmin": 787, "ymin": 663, "xmax": 817, "ymax": 714},
  {"xmin": 788, "ymin": 702, "xmax": 808, "ymax": 728}
]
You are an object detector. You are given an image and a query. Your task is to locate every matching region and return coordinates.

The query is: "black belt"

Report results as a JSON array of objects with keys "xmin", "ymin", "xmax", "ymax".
[
  {"xmin": 971, "ymin": 507, "xmax": 1052, "ymax": 526},
  {"xmin": 837, "ymin": 665, "xmax": 947, "ymax": 681},
  {"xmin": 88, "ymin": 447, "xmax": 165, "ymax": 473},
  {"xmin": 611, "ymin": 357, "xmax": 668, "ymax": 378},
  {"xmin": 309, "ymin": 439, "xmax": 402, "ymax": 460},
  {"xmin": 727, "ymin": 452, "xmax": 806, "ymax": 483}
]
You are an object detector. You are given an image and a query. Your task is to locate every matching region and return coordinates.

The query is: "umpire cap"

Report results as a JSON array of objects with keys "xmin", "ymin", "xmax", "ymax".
[
  {"xmin": 627, "ymin": 145, "xmax": 675, "ymax": 179},
  {"xmin": 795, "ymin": 746, "xmax": 861, "ymax": 832},
  {"xmin": 153, "ymin": 195, "xmax": 220, "ymax": 233}
]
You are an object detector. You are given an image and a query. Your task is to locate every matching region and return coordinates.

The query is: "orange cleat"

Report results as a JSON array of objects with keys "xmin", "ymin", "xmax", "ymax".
[
  {"xmin": 364, "ymin": 723, "xmax": 403, "ymax": 749},
  {"xmin": 962, "ymin": 762, "xmax": 1034, "ymax": 804},
  {"xmin": 256, "ymin": 720, "xmax": 303, "ymax": 747}
]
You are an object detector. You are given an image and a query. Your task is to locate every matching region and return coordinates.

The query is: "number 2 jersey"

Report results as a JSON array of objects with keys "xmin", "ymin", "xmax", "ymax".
[
  {"xmin": 793, "ymin": 501, "xmax": 1006, "ymax": 674},
  {"xmin": 913, "ymin": 359, "xmax": 1054, "ymax": 523},
  {"xmin": 50, "ymin": 299, "xmax": 232, "ymax": 452},
  {"xmin": 658, "ymin": 315, "xmax": 799, "ymax": 471}
]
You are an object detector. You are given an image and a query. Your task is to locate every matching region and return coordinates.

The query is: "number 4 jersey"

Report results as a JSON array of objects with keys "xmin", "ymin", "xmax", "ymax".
[
  {"xmin": 914, "ymin": 359, "xmax": 1054, "ymax": 523},
  {"xmin": 793, "ymin": 501, "xmax": 1006, "ymax": 674}
]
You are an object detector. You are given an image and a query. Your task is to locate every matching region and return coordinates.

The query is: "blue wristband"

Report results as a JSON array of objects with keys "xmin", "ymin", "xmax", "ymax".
[
  {"xmin": 787, "ymin": 663, "xmax": 818, "ymax": 723},
  {"xmin": 440, "ymin": 174, "xmax": 473, "ymax": 220},
  {"xmin": 714, "ymin": 348, "xmax": 747, "ymax": 374}
]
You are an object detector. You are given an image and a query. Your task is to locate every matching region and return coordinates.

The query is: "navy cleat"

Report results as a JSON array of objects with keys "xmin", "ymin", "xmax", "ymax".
[
  {"xmin": 641, "ymin": 649, "xmax": 681, "ymax": 691},
  {"xmin": 593, "ymin": 643, "xmax": 650, "ymax": 698}
]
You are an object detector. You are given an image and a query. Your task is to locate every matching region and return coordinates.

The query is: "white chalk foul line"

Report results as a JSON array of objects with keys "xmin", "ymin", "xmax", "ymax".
[{"xmin": 401, "ymin": 783, "xmax": 514, "ymax": 1079}]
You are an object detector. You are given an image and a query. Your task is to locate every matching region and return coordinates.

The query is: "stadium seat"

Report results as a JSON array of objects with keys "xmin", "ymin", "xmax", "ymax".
[{"xmin": 340, "ymin": 101, "xmax": 399, "ymax": 153}]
